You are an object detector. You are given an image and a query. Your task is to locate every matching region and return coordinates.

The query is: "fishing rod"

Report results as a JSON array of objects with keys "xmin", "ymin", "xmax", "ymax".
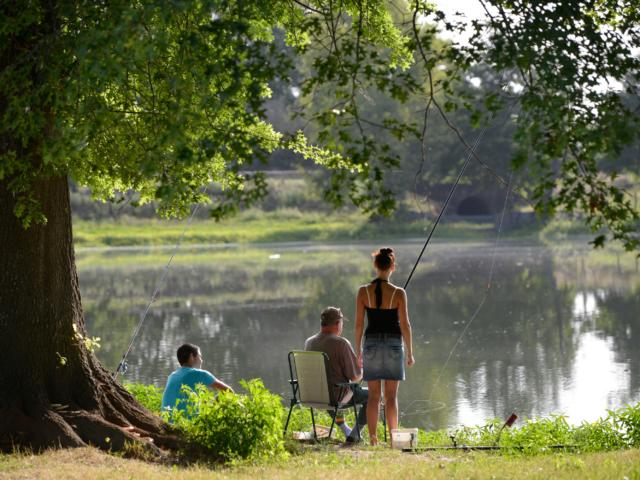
[
  {"xmin": 403, "ymin": 154, "xmax": 470, "ymax": 290},
  {"xmin": 403, "ymin": 118, "xmax": 491, "ymax": 289},
  {"xmin": 113, "ymin": 187, "xmax": 208, "ymax": 380},
  {"xmin": 403, "ymin": 91, "xmax": 520, "ymax": 290}
]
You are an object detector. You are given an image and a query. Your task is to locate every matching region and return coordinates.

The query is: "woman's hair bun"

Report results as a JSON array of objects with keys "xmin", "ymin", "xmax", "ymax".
[{"xmin": 372, "ymin": 247, "xmax": 395, "ymax": 270}]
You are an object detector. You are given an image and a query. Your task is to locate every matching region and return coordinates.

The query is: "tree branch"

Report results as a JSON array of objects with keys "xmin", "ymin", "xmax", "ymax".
[{"xmin": 290, "ymin": 0, "xmax": 325, "ymax": 15}]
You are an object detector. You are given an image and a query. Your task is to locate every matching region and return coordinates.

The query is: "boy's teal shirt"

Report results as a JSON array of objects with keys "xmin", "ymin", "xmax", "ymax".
[{"xmin": 161, "ymin": 367, "xmax": 217, "ymax": 414}]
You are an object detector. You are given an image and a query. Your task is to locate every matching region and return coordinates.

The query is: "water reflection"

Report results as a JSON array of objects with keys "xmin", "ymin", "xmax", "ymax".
[{"xmin": 78, "ymin": 241, "xmax": 640, "ymax": 430}]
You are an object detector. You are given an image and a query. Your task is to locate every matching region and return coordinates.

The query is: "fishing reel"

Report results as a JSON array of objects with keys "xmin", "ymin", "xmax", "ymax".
[{"xmin": 115, "ymin": 360, "xmax": 129, "ymax": 375}]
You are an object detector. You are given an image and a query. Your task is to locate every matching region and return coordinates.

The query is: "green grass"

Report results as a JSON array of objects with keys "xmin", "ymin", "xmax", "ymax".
[
  {"xmin": 1, "ymin": 446, "xmax": 640, "ymax": 479},
  {"xmin": 72, "ymin": 208, "xmax": 531, "ymax": 249},
  {"xmin": 74, "ymin": 206, "xmax": 628, "ymax": 251},
  {"xmin": 539, "ymin": 217, "xmax": 593, "ymax": 243},
  {"xmin": 73, "ymin": 210, "xmax": 367, "ymax": 247}
]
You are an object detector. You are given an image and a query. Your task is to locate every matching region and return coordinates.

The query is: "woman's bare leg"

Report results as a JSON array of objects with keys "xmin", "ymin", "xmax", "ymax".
[
  {"xmin": 367, "ymin": 380, "xmax": 381, "ymax": 445},
  {"xmin": 384, "ymin": 380, "xmax": 400, "ymax": 433}
]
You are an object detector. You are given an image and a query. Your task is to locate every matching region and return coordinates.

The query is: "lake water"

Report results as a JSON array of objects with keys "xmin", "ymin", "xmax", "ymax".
[{"xmin": 78, "ymin": 240, "xmax": 640, "ymax": 431}]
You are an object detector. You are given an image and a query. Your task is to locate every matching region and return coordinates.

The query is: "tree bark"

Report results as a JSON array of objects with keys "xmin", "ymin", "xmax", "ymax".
[{"xmin": 0, "ymin": 175, "xmax": 178, "ymax": 453}]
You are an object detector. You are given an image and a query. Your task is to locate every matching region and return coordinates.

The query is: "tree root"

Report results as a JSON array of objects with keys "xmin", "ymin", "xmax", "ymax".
[
  {"xmin": 58, "ymin": 409, "xmax": 163, "ymax": 455},
  {"xmin": 99, "ymin": 383, "xmax": 181, "ymax": 449},
  {"xmin": 0, "ymin": 407, "xmax": 84, "ymax": 451},
  {"xmin": 67, "ymin": 358, "xmax": 182, "ymax": 451},
  {"xmin": 0, "ymin": 403, "xmax": 180, "ymax": 456}
]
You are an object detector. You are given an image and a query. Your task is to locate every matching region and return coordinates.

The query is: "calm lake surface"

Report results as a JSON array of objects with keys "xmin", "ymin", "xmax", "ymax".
[{"xmin": 78, "ymin": 240, "xmax": 639, "ymax": 431}]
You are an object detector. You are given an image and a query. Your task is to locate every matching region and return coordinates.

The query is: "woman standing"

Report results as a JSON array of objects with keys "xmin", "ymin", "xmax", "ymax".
[{"xmin": 355, "ymin": 247, "xmax": 414, "ymax": 445}]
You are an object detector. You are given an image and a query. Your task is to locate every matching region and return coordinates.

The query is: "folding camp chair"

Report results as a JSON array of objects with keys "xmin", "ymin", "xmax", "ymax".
[{"xmin": 283, "ymin": 350, "xmax": 362, "ymax": 441}]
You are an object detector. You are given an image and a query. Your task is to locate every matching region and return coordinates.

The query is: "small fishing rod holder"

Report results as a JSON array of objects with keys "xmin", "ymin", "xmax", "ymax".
[
  {"xmin": 495, "ymin": 412, "xmax": 518, "ymax": 445},
  {"xmin": 405, "ymin": 412, "xmax": 530, "ymax": 453}
]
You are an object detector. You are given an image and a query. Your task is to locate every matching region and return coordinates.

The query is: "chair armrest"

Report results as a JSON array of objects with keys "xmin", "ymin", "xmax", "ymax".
[{"xmin": 335, "ymin": 381, "xmax": 360, "ymax": 391}]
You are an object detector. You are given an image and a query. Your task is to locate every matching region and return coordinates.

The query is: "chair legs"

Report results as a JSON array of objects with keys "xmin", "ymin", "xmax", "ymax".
[
  {"xmin": 282, "ymin": 405, "xmax": 326, "ymax": 443},
  {"xmin": 318, "ymin": 406, "xmax": 358, "ymax": 442},
  {"xmin": 310, "ymin": 408, "xmax": 317, "ymax": 441},
  {"xmin": 353, "ymin": 403, "xmax": 360, "ymax": 440},
  {"xmin": 327, "ymin": 406, "xmax": 338, "ymax": 440},
  {"xmin": 285, "ymin": 404, "xmax": 368, "ymax": 443},
  {"xmin": 283, "ymin": 400, "xmax": 296, "ymax": 436}
]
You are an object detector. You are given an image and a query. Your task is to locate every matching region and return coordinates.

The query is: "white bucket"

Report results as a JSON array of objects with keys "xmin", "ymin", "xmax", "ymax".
[{"xmin": 390, "ymin": 428, "xmax": 419, "ymax": 450}]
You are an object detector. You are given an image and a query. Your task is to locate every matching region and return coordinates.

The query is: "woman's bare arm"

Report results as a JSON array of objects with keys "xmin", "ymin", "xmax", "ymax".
[
  {"xmin": 355, "ymin": 286, "xmax": 366, "ymax": 361},
  {"xmin": 397, "ymin": 288, "xmax": 415, "ymax": 366}
]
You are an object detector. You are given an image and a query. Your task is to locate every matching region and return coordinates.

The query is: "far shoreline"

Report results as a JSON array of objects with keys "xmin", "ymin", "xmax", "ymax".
[{"xmin": 71, "ymin": 211, "xmax": 602, "ymax": 251}]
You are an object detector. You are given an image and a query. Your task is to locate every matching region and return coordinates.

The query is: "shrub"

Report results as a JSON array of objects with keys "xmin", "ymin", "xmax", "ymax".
[
  {"xmin": 616, "ymin": 402, "xmax": 640, "ymax": 448},
  {"xmin": 500, "ymin": 415, "xmax": 574, "ymax": 452},
  {"xmin": 125, "ymin": 382, "xmax": 163, "ymax": 415},
  {"xmin": 174, "ymin": 379, "xmax": 286, "ymax": 461},
  {"xmin": 573, "ymin": 416, "xmax": 625, "ymax": 452},
  {"xmin": 418, "ymin": 406, "xmax": 640, "ymax": 454}
]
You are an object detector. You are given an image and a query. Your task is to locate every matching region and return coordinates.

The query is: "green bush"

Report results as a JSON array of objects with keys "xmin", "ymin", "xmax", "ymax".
[
  {"xmin": 174, "ymin": 379, "xmax": 286, "ymax": 461},
  {"xmin": 420, "ymin": 427, "xmax": 452, "ymax": 446},
  {"xmin": 569, "ymin": 403, "xmax": 640, "ymax": 452},
  {"xmin": 124, "ymin": 382, "xmax": 163, "ymax": 415},
  {"xmin": 418, "ymin": 405, "xmax": 640, "ymax": 454},
  {"xmin": 500, "ymin": 415, "xmax": 574, "ymax": 452},
  {"xmin": 616, "ymin": 402, "xmax": 640, "ymax": 448},
  {"xmin": 507, "ymin": 406, "xmax": 640, "ymax": 453},
  {"xmin": 573, "ymin": 416, "xmax": 625, "ymax": 452}
]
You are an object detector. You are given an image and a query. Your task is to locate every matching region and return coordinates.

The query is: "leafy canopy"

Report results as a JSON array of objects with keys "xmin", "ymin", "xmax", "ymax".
[
  {"xmin": 1, "ymin": 0, "xmax": 638, "ymax": 250},
  {"xmin": 1, "ymin": 0, "xmax": 409, "ymax": 224}
]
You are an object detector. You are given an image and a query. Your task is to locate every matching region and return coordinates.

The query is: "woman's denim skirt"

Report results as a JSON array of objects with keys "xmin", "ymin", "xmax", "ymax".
[{"xmin": 362, "ymin": 333, "xmax": 405, "ymax": 381}]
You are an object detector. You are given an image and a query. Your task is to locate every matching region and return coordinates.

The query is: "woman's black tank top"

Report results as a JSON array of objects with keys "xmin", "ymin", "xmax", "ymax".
[{"xmin": 364, "ymin": 279, "xmax": 401, "ymax": 336}]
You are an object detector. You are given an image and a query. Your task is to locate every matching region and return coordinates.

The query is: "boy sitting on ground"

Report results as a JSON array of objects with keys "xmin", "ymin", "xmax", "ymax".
[{"xmin": 161, "ymin": 343, "xmax": 233, "ymax": 418}]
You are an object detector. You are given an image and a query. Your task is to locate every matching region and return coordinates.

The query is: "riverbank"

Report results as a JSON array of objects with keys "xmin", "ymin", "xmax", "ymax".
[
  {"xmin": 72, "ymin": 209, "xmax": 546, "ymax": 248},
  {"xmin": 2, "ymin": 446, "xmax": 639, "ymax": 479}
]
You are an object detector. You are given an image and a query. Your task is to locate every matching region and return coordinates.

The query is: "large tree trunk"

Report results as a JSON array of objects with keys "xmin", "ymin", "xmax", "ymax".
[{"xmin": 0, "ymin": 175, "xmax": 177, "ymax": 452}]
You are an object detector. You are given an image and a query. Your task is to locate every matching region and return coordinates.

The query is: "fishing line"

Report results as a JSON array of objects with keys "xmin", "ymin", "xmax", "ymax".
[
  {"xmin": 400, "ymin": 399, "xmax": 447, "ymax": 417},
  {"xmin": 400, "ymin": 171, "xmax": 514, "ymax": 421},
  {"xmin": 113, "ymin": 188, "xmax": 208, "ymax": 380},
  {"xmin": 398, "ymin": 87, "xmax": 518, "ymax": 418}
]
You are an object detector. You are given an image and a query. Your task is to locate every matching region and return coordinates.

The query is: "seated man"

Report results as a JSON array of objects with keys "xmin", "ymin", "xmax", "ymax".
[
  {"xmin": 161, "ymin": 343, "xmax": 233, "ymax": 418},
  {"xmin": 305, "ymin": 306, "xmax": 368, "ymax": 442}
]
